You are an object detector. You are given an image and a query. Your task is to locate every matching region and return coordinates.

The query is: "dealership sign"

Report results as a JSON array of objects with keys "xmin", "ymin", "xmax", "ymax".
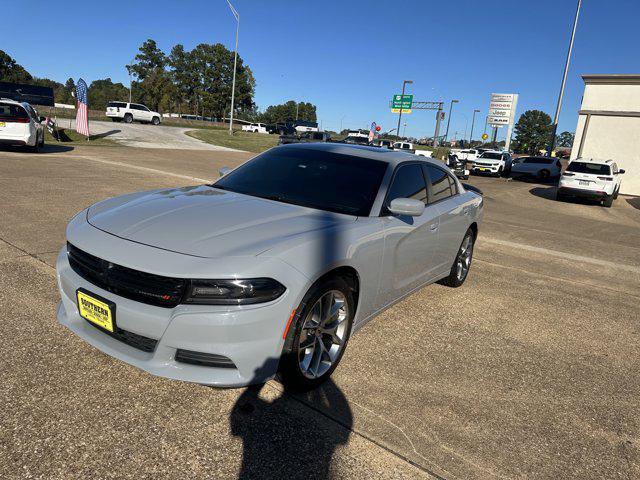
[{"xmin": 487, "ymin": 93, "xmax": 517, "ymax": 126}]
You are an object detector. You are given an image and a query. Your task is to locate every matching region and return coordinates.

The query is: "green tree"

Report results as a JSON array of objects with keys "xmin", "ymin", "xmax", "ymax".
[
  {"xmin": 128, "ymin": 39, "xmax": 170, "ymax": 111},
  {"xmin": 0, "ymin": 50, "xmax": 32, "ymax": 83},
  {"xmin": 512, "ymin": 110, "xmax": 553, "ymax": 154},
  {"xmin": 87, "ymin": 78, "xmax": 129, "ymax": 110},
  {"xmin": 260, "ymin": 100, "xmax": 317, "ymax": 124},
  {"xmin": 556, "ymin": 131, "xmax": 575, "ymax": 148}
]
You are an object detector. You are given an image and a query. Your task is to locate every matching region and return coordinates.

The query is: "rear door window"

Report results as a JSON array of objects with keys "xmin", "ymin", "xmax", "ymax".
[
  {"xmin": 424, "ymin": 164, "xmax": 457, "ymax": 203},
  {"xmin": 386, "ymin": 164, "xmax": 428, "ymax": 206}
]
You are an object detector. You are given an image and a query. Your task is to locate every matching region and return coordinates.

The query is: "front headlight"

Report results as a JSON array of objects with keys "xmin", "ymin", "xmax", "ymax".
[{"xmin": 183, "ymin": 278, "xmax": 286, "ymax": 305}]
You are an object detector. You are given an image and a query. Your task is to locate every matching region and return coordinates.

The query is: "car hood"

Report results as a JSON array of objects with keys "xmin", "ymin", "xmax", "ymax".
[{"xmin": 86, "ymin": 185, "xmax": 355, "ymax": 258}]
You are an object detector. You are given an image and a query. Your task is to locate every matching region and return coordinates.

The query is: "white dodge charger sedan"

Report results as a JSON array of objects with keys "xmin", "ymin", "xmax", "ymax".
[{"xmin": 56, "ymin": 143, "xmax": 483, "ymax": 389}]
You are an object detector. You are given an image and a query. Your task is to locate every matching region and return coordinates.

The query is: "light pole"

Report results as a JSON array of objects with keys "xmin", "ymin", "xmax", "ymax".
[
  {"xmin": 226, "ymin": 0, "xmax": 240, "ymax": 135},
  {"xmin": 469, "ymin": 109, "xmax": 480, "ymax": 146},
  {"xmin": 548, "ymin": 0, "xmax": 582, "ymax": 154},
  {"xmin": 396, "ymin": 80, "xmax": 413, "ymax": 140},
  {"xmin": 403, "ymin": 122, "xmax": 407, "ymax": 138},
  {"xmin": 340, "ymin": 115, "xmax": 346, "ymax": 133},
  {"xmin": 444, "ymin": 99, "xmax": 458, "ymax": 142}
]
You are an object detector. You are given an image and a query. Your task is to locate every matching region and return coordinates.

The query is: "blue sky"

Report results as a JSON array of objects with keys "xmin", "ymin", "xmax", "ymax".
[{"xmin": 5, "ymin": 0, "xmax": 640, "ymax": 139}]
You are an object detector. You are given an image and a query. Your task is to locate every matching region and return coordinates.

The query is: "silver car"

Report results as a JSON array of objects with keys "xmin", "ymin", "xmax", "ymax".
[
  {"xmin": 56, "ymin": 144, "xmax": 483, "ymax": 389},
  {"xmin": 510, "ymin": 156, "xmax": 562, "ymax": 180}
]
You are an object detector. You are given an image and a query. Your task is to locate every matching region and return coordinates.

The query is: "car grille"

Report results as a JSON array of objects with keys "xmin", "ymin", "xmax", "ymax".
[
  {"xmin": 67, "ymin": 243, "xmax": 187, "ymax": 308},
  {"xmin": 85, "ymin": 320, "xmax": 158, "ymax": 352},
  {"xmin": 474, "ymin": 162, "xmax": 495, "ymax": 167}
]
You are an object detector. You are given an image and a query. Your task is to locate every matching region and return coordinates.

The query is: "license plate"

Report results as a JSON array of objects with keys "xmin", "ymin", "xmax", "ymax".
[
  {"xmin": 77, "ymin": 289, "xmax": 116, "ymax": 332},
  {"xmin": 479, "ymin": 168, "xmax": 489, "ymax": 172},
  {"xmin": 579, "ymin": 180, "xmax": 589, "ymax": 186},
  {"xmin": 0, "ymin": 122, "xmax": 5, "ymax": 127}
]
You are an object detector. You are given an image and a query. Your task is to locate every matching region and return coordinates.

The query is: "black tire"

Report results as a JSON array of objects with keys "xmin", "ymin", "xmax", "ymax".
[
  {"xmin": 152, "ymin": 116, "xmax": 160, "ymax": 125},
  {"xmin": 438, "ymin": 228, "xmax": 475, "ymax": 288},
  {"xmin": 28, "ymin": 135, "xmax": 41, "ymax": 153},
  {"xmin": 613, "ymin": 187, "xmax": 619, "ymax": 200},
  {"xmin": 603, "ymin": 194, "xmax": 614, "ymax": 208},
  {"xmin": 279, "ymin": 277, "xmax": 355, "ymax": 391},
  {"xmin": 496, "ymin": 167, "xmax": 504, "ymax": 177},
  {"xmin": 538, "ymin": 169, "xmax": 550, "ymax": 180},
  {"xmin": 124, "ymin": 113, "xmax": 133, "ymax": 124}
]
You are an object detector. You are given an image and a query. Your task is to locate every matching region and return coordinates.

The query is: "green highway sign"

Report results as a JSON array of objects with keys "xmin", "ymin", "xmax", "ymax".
[{"xmin": 391, "ymin": 94, "xmax": 413, "ymax": 113}]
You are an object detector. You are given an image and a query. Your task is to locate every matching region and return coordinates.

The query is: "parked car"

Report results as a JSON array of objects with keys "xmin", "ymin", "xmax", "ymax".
[
  {"xmin": 557, "ymin": 158, "xmax": 624, "ymax": 207},
  {"xmin": 241, "ymin": 123, "xmax": 268, "ymax": 134},
  {"xmin": 393, "ymin": 142, "xmax": 432, "ymax": 158},
  {"xmin": 106, "ymin": 101, "xmax": 161, "ymax": 125},
  {"xmin": 510, "ymin": 156, "xmax": 562, "ymax": 180},
  {"xmin": 342, "ymin": 135, "xmax": 371, "ymax": 145},
  {"xmin": 266, "ymin": 122, "xmax": 296, "ymax": 135},
  {"xmin": 0, "ymin": 99, "xmax": 45, "ymax": 152},
  {"xmin": 471, "ymin": 150, "xmax": 512, "ymax": 177},
  {"xmin": 294, "ymin": 120, "xmax": 319, "ymax": 133},
  {"xmin": 446, "ymin": 154, "xmax": 470, "ymax": 180},
  {"xmin": 372, "ymin": 139, "xmax": 394, "ymax": 149},
  {"xmin": 279, "ymin": 131, "xmax": 332, "ymax": 145},
  {"xmin": 56, "ymin": 143, "xmax": 483, "ymax": 390}
]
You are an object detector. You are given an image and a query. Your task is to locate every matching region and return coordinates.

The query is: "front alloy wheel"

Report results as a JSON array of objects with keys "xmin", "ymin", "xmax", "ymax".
[
  {"xmin": 298, "ymin": 290, "xmax": 349, "ymax": 380},
  {"xmin": 280, "ymin": 277, "xmax": 354, "ymax": 390}
]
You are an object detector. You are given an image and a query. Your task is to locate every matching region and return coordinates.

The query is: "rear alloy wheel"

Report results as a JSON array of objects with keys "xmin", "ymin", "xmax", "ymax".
[
  {"xmin": 152, "ymin": 116, "xmax": 160, "ymax": 126},
  {"xmin": 280, "ymin": 277, "xmax": 354, "ymax": 391},
  {"xmin": 438, "ymin": 228, "xmax": 475, "ymax": 288},
  {"xmin": 124, "ymin": 114, "xmax": 133, "ymax": 124}
]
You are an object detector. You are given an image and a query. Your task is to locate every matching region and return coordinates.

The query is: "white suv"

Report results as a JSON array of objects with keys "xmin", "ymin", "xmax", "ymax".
[
  {"xmin": 471, "ymin": 150, "xmax": 512, "ymax": 177},
  {"xmin": 0, "ymin": 99, "xmax": 45, "ymax": 152},
  {"xmin": 557, "ymin": 158, "xmax": 625, "ymax": 207},
  {"xmin": 106, "ymin": 101, "xmax": 161, "ymax": 125}
]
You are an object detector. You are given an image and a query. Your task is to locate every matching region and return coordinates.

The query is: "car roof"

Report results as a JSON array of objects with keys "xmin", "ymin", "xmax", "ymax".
[
  {"xmin": 0, "ymin": 97, "xmax": 27, "ymax": 106},
  {"xmin": 573, "ymin": 157, "xmax": 614, "ymax": 164},
  {"xmin": 273, "ymin": 142, "xmax": 442, "ymax": 168}
]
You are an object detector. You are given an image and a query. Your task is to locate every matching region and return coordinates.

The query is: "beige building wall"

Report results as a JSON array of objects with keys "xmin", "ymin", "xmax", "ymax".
[{"xmin": 571, "ymin": 75, "xmax": 640, "ymax": 196}]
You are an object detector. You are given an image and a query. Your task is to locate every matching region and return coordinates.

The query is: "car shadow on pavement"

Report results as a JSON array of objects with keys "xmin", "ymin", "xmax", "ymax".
[
  {"xmin": 529, "ymin": 186, "xmax": 604, "ymax": 206},
  {"xmin": 230, "ymin": 362, "xmax": 353, "ymax": 480},
  {"xmin": 0, "ymin": 144, "xmax": 75, "ymax": 154},
  {"xmin": 91, "ymin": 129, "xmax": 120, "ymax": 140}
]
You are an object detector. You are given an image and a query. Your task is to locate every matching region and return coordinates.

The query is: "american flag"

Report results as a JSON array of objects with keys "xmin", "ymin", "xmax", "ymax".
[
  {"xmin": 75, "ymin": 78, "xmax": 90, "ymax": 136},
  {"xmin": 368, "ymin": 121, "xmax": 377, "ymax": 142}
]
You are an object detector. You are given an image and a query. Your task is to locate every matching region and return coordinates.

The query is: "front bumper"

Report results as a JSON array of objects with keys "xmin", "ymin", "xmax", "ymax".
[
  {"xmin": 55, "ymin": 247, "xmax": 303, "ymax": 387},
  {"xmin": 472, "ymin": 164, "xmax": 500, "ymax": 174}
]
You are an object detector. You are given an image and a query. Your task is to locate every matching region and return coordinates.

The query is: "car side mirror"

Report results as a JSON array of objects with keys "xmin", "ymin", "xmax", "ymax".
[
  {"xmin": 219, "ymin": 167, "xmax": 232, "ymax": 177},
  {"xmin": 388, "ymin": 198, "xmax": 425, "ymax": 217},
  {"xmin": 618, "ymin": 169, "xmax": 625, "ymax": 174}
]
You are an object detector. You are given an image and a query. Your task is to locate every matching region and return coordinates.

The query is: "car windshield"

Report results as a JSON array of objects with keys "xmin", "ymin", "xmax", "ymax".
[
  {"xmin": 479, "ymin": 152, "xmax": 502, "ymax": 159},
  {"xmin": 566, "ymin": 161, "xmax": 611, "ymax": 175},
  {"xmin": 213, "ymin": 148, "xmax": 388, "ymax": 216},
  {"xmin": 0, "ymin": 102, "xmax": 29, "ymax": 121}
]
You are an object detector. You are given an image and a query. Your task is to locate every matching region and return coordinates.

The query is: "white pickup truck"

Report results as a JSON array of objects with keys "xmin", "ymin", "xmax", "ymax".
[
  {"xmin": 393, "ymin": 141, "xmax": 432, "ymax": 157},
  {"xmin": 450, "ymin": 148, "xmax": 480, "ymax": 162},
  {"xmin": 241, "ymin": 123, "xmax": 268, "ymax": 133}
]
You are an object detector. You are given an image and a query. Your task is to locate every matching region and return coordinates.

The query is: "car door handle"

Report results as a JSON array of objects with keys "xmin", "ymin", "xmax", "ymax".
[
  {"xmin": 429, "ymin": 223, "xmax": 438, "ymax": 231},
  {"xmin": 463, "ymin": 206, "xmax": 470, "ymax": 215}
]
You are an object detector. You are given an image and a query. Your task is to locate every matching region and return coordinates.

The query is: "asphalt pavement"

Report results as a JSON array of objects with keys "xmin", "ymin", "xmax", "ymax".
[{"xmin": 0, "ymin": 144, "xmax": 638, "ymax": 479}]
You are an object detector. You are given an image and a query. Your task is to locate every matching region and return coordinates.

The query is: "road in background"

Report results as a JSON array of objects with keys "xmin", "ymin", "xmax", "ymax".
[
  {"xmin": 56, "ymin": 119, "xmax": 242, "ymax": 151},
  {"xmin": 0, "ymin": 145, "xmax": 638, "ymax": 479}
]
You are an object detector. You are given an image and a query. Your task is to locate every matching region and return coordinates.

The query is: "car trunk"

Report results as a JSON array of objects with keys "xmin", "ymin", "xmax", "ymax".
[{"xmin": 0, "ymin": 102, "xmax": 31, "ymax": 137}]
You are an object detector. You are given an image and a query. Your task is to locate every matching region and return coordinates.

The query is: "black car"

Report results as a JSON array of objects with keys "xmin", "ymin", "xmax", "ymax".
[{"xmin": 266, "ymin": 122, "xmax": 296, "ymax": 135}]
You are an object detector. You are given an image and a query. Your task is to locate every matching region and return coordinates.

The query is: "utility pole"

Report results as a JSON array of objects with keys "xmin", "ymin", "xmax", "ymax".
[
  {"xmin": 396, "ymin": 80, "xmax": 413, "ymax": 140},
  {"xmin": 469, "ymin": 109, "xmax": 480, "ymax": 146},
  {"xmin": 548, "ymin": 0, "xmax": 582, "ymax": 154},
  {"xmin": 433, "ymin": 104, "xmax": 443, "ymax": 147},
  {"xmin": 227, "ymin": 0, "xmax": 240, "ymax": 135},
  {"xmin": 444, "ymin": 99, "xmax": 458, "ymax": 142}
]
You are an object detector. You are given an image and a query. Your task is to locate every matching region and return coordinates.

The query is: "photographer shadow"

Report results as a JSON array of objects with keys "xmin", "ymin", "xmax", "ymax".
[{"xmin": 230, "ymin": 361, "xmax": 353, "ymax": 480}]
